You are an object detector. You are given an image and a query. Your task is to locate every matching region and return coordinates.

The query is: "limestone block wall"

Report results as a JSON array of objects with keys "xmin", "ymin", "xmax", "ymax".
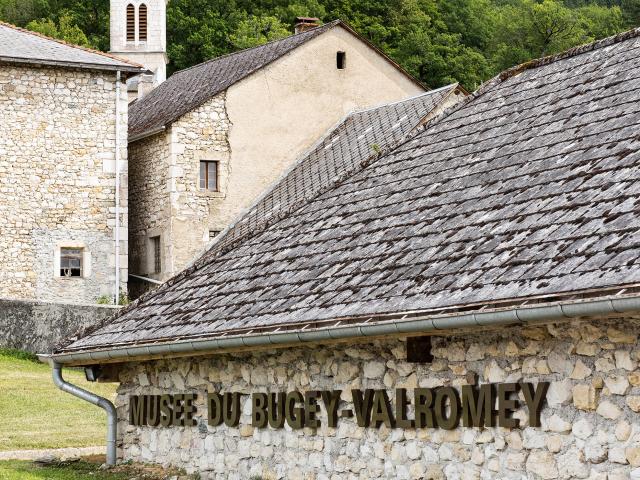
[
  {"xmin": 128, "ymin": 92, "xmax": 230, "ymax": 283},
  {"xmin": 0, "ymin": 64, "xmax": 128, "ymax": 304},
  {"xmin": 116, "ymin": 317, "xmax": 640, "ymax": 479},
  {"xmin": 129, "ymin": 132, "xmax": 170, "ymax": 282},
  {"xmin": 166, "ymin": 92, "xmax": 231, "ymax": 274}
]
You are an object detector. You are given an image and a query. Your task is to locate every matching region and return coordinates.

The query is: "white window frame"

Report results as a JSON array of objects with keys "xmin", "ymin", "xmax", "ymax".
[{"xmin": 54, "ymin": 242, "xmax": 91, "ymax": 279}]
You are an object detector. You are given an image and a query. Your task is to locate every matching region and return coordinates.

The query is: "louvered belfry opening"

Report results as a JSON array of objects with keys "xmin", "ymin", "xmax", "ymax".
[
  {"xmin": 139, "ymin": 4, "xmax": 148, "ymax": 42},
  {"xmin": 126, "ymin": 3, "xmax": 135, "ymax": 42}
]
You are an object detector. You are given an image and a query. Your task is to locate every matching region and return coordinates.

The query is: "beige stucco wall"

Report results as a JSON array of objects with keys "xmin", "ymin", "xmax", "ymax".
[
  {"xmin": 222, "ymin": 26, "xmax": 424, "ymax": 230},
  {"xmin": 117, "ymin": 317, "xmax": 640, "ymax": 479},
  {"xmin": 0, "ymin": 64, "xmax": 128, "ymax": 304},
  {"xmin": 128, "ymin": 26, "xmax": 425, "ymax": 284}
]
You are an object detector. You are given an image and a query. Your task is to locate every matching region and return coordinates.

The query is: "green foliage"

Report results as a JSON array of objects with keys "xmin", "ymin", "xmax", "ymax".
[
  {"xmin": 0, "ymin": 348, "xmax": 39, "ymax": 363},
  {"xmin": 27, "ymin": 11, "xmax": 91, "ymax": 47},
  {"xmin": 97, "ymin": 292, "xmax": 130, "ymax": 305},
  {"xmin": 230, "ymin": 15, "xmax": 291, "ymax": 49},
  {"xmin": 0, "ymin": 0, "xmax": 633, "ymax": 89}
]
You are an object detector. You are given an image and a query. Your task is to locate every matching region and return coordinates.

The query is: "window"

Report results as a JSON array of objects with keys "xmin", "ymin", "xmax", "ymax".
[
  {"xmin": 60, "ymin": 248, "xmax": 83, "ymax": 277},
  {"xmin": 200, "ymin": 160, "xmax": 219, "ymax": 191},
  {"xmin": 209, "ymin": 230, "xmax": 221, "ymax": 240},
  {"xmin": 138, "ymin": 4, "xmax": 148, "ymax": 42},
  {"xmin": 126, "ymin": 4, "xmax": 135, "ymax": 42},
  {"xmin": 151, "ymin": 236, "xmax": 161, "ymax": 274},
  {"xmin": 337, "ymin": 51, "xmax": 346, "ymax": 70}
]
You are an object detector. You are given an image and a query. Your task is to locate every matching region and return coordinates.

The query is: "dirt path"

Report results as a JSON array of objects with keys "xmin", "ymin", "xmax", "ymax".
[{"xmin": 0, "ymin": 446, "xmax": 103, "ymax": 461}]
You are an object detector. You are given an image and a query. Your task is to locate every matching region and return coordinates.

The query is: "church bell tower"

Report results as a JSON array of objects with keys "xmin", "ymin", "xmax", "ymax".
[{"xmin": 110, "ymin": 0, "xmax": 168, "ymax": 95}]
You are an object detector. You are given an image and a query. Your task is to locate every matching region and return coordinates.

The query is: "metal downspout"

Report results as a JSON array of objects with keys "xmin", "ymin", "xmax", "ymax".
[
  {"xmin": 50, "ymin": 361, "xmax": 117, "ymax": 465},
  {"xmin": 114, "ymin": 70, "xmax": 121, "ymax": 305}
]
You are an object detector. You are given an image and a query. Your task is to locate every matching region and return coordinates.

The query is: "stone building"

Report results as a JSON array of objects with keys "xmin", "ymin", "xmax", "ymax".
[
  {"xmin": 0, "ymin": 22, "xmax": 145, "ymax": 305},
  {"xmin": 48, "ymin": 26, "xmax": 640, "ymax": 480},
  {"xmin": 126, "ymin": 20, "xmax": 428, "ymax": 288}
]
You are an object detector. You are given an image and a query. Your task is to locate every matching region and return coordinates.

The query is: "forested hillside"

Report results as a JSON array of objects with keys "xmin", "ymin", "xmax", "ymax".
[{"xmin": 0, "ymin": 0, "xmax": 635, "ymax": 89}]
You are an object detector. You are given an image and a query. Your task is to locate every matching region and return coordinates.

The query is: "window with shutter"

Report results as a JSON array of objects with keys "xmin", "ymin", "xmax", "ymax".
[
  {"xmin": 139, "ymin": 4, "xmax": 148, "ymax": 42},
  {"xmin": 126, "ymin": 4, "xmax": 135, "ymax": 42}
]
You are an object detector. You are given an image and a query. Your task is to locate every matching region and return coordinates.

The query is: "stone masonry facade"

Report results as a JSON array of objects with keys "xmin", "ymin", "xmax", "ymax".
[
  {"xmin": 0, "ymin": 64, "xmax": 128, "ymax": 304},
  {"xmin": 129, "ymin": 91, "xmax": 230, "ymax": 283},
  {"xmin": 117, "ymin": 317, "xmax": 640, "ymax": 479}
]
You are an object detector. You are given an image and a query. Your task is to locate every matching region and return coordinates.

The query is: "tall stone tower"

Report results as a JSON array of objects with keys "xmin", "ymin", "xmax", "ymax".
[{"xmin": 110, "ymin": 0, "xmax": 168, "ymax": 92}]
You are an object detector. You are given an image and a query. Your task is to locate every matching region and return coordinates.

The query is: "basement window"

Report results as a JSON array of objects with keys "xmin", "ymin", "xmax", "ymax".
[
  {"xmin": 200, "ymin": 160, "xmax": 219, "ymax": 192},
  {"xmin": 60, "ymin": 248, "xmax": 83, "ymax": 277},
  {"xmin": 151, "ymin": 236, "xmax": 161, "ymax": 274},
  {"xmin": 336, "ymin": 51, "xmax": 346, "ymax": 70}
]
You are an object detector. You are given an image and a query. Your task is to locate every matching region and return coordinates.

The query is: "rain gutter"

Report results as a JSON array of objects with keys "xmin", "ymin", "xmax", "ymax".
[
  {"xmin": 48, "ymin": 293, "xmax": 640, "ymax": 366},
  {"xmin": 114, "ymin": 71, "xmax": 121, "ymax": 305},
  {"xmin": 40, "ymin": 360, "xmax": 117, "ymax": 465}
]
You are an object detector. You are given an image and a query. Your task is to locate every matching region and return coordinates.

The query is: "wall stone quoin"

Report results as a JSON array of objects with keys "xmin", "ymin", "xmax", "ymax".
[{"xmin": 117, "ymin": 318, "xmax": 640, "ymax": 479}]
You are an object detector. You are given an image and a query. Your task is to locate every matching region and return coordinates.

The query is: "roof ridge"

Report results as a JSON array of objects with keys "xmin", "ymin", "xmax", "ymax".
[
  {"xmin": 0, "ymin": 20, "xmax": 144, "ymax": 69},
  {"xmin": 408, "ymin": 27, "xmax": 640, "ymax": 140},
  {"xmin": 173, "ymin": 20, "xmax": 341, "ymax": 77}
]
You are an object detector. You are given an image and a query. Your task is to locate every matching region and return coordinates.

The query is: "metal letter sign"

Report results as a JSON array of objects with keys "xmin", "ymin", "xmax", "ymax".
[{"xmin": 129, "ymin": 382, "xmax": 550, "ymax": 431}]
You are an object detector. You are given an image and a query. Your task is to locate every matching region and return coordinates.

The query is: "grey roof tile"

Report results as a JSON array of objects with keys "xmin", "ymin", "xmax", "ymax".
[
  {"xmin": 0, "ymin": 22, "xmax": 143, "ymax": 73},
  {"xmin": 59, "ymin": 28, "xmax": 640, "ymax": 354}
]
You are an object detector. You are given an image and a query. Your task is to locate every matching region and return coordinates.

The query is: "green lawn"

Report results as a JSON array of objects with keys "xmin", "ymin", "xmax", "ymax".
[
  {"xmin": 0, "ymin": 459, "xmax": 183, "ymax": 479},
  {"xmin": 0, "ymin": 350, "xmax": 117, "ymax": 451},
  {"xmin": 0, "ymin": 460, "xmax": 133, "ymax": 480}
]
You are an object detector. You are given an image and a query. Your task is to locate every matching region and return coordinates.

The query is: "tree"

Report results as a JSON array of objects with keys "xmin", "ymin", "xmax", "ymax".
[
  {"xmin": 27, "ymin": 11, "xmax": 91, "ymax": 47},
  {"xmin": 0, "ymin": 0, "xmax": 632, "ymax": 90},
  {"xmin": 0, "ymin": 0, "xmax": 49, "ymax": 27},
  {"xmin": 230, "ymin": 15, "xmax": 290, "ymax": 49}
]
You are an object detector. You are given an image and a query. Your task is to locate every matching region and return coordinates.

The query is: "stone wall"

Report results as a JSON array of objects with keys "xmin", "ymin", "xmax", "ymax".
[
  {"xmin": 127, "ymin": 27, "xmax": 429, "ymax": 283},
  {"xmin": 0, "ymin": 297, "xmax": 118, "ymax": 353},
  {"xmin": 117, "ymin": 317, "xmax": 640, "ymax": 479},
  {"xmin": 0, "ymin": 64, "xmax": 128, "ymax": 304},
  {"xmin": 128, "ymin": 92, "xmax": 230, "ymax": 284},
  {"xmin": 128, "ymin": 131, "xmax": 170, "ymax": 282}
]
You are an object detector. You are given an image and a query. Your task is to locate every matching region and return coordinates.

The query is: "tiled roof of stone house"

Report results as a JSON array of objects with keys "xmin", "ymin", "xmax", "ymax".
[
  {"xmin": 203, "ymin": 85, "xmax": 463, "ymax": 258},
  {"xmin": 0, "ymin": 21, "xmax": 144, "ymax": 74},
  {"xmin": 58, "ymin": 27, "xmax": 640, "ymax": 355},
  {"xmin": 128, "ymin": 20, "xmax": 425, "ymax": 139}
]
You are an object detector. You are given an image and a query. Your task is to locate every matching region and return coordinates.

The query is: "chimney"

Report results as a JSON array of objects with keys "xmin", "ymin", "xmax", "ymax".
[
  {"xmin": 137, "ymin": 74, "xmax": 155, "ymax": 99},
  {"xmin": 294, "ymin": 17, "xmax": 321, "ymax": 34}
]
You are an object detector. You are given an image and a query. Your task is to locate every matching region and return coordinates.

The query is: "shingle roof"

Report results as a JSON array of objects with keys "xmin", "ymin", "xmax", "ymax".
[
  {"xmin": 58, "ymin": 28, "xmax": 640, "ymax": 354},
  {"xmin": 0, "ymin": 22, "xmax": 143, "ymax": 73},
  {"xmin": 128, "ymin": 20, "xmax": 424, "ymax": 139},
  {"xmin": 209, "ymin": 85, "xmax": 461, "ymax": 256}
]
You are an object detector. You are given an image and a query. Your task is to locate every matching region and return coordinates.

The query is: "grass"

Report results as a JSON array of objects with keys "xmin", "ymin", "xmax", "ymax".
[
  {"xmin": 0, "ymin": 460, "xmax": 131, "ymax": 479},
  {"xmin": 0, "ymin": 350, "xmax": 117, "ymax": 451},
  {"xmin": 0, "ymin": 458, "xmax": 187, "ymax": 479}
]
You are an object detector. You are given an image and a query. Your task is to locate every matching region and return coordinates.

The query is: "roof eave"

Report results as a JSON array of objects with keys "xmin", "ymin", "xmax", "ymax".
[
  {"xmin": 47, "ymin": 290, "xmax": 640, "ymax": 367},
  {"xmin": 0, "ymin": 56, "xmax": 147, "ymax": 75}
]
